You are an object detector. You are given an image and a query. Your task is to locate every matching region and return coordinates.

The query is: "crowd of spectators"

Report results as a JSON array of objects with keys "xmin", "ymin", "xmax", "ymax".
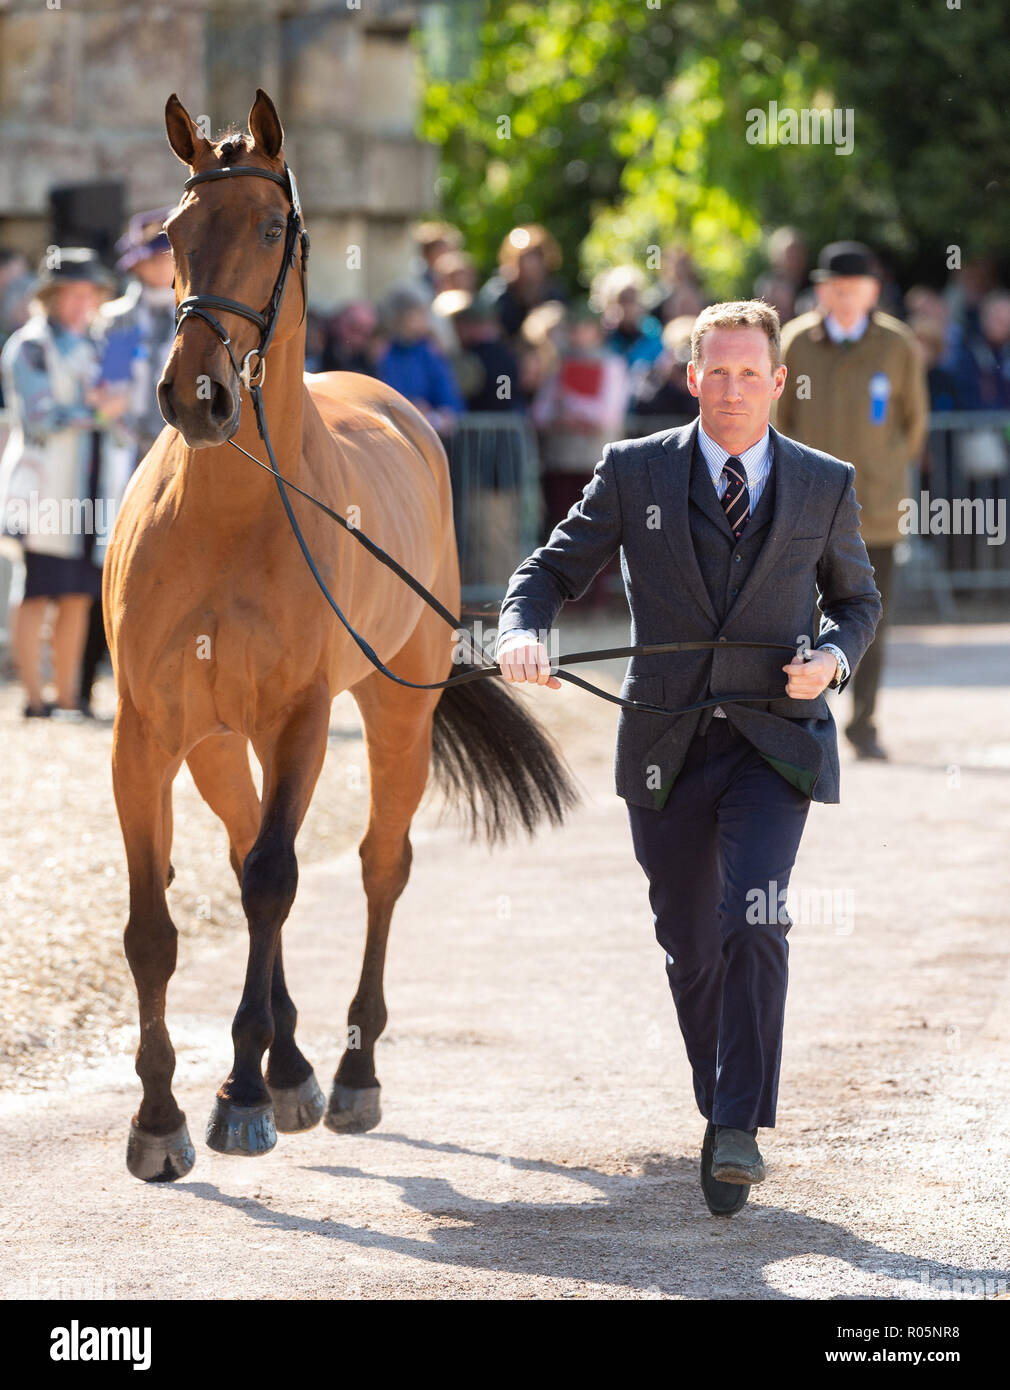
[
  {"xmin": 286, "ymin": 225, "xmax": 1010, "ymax": 560},
  {"xmin": 0, "ymin": 215, "xmax": 1007, "ymax": 714},
  {"xmin": 3, "ymin": 223, "xmax": 1009, "ymax": 523},
  {"xmin": 289, "ymin": 224, "xmax": 1010, "ymax": 422}
]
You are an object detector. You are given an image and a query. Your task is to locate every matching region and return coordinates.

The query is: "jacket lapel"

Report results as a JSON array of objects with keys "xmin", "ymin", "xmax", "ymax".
[
  {"xmin": 651, "ymin": 419, "xmax": 718, "ymax": 625},
  {"xmin": 687, "ymin": 436, "xmax": 736, "ymax": 541}
]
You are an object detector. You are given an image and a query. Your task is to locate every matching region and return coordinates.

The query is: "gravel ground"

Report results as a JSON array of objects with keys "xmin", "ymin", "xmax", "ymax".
[
  {"xmin": 0, "ymin": 618, "xmax": 1008, "ymax": 1300},
  {"xmin": 0, "ymin": 669, "xmax": 373, "ymax": 1090}
]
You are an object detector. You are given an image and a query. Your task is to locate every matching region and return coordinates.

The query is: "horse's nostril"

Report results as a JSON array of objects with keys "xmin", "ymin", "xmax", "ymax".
[
  {"xmin": 209, "ymin": 380, "xmax": 235, "ymax": 426},
  {"xmin": 157, "ymin": 379, "xmax": 178, "ymax": 428}
]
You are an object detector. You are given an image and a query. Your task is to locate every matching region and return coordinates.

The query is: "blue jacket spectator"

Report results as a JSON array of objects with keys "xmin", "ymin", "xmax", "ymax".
[{"xmin": 376, "ymin": 286, "xmax": 464, "ymax": 433}]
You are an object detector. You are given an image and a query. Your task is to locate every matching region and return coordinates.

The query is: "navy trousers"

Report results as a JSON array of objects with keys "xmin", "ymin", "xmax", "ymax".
[{"xmin": 626, "ymin": 719, "xmax": 811, "ymax": 1130}]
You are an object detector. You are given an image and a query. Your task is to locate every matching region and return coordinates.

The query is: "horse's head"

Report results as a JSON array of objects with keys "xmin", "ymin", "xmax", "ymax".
[{"xmin": 158, "ymin": 89, "xmax": 307, "ymax": 449}]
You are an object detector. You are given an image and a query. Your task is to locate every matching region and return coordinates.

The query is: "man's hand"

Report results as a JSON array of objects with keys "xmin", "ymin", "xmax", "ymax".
[
  {"xmin": 781, "ymin": 649, "xmax": 838, "ymax": 699},
  {"xmin": 497, "ymin": 634, "xmax": 562, "ymax": 688}
]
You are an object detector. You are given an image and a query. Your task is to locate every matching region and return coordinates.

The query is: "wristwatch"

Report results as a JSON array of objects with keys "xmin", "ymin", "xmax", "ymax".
[{"xmin": 819, "ymin": 642, "xmax": 848, "ymax": 689}]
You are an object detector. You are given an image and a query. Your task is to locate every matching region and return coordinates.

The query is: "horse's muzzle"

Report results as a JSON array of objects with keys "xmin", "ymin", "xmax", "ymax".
[{"xmin": 157, "ymin": 370, "xmax": 240, "ymax": 449}]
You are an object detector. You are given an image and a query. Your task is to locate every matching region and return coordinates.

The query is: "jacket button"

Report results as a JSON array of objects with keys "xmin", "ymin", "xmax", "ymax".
[
  {"xmin": 718, "ymin": 636, "xmax": 727, "ymax": 643},
  {"xmin": 734, "ymin": 554, "xmax": 742, "ymax": 563}
]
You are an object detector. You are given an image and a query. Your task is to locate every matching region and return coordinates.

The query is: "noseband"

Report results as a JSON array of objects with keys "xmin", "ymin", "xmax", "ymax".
[{"xmin": 173, "ymin": 163, "xmax": 310, "ymax": 391}]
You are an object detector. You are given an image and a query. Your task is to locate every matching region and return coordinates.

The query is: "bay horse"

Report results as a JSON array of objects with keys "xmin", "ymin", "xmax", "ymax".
[{"xmin": 104, "ymin": 90, "xmax": 575, "ymax": 1182}]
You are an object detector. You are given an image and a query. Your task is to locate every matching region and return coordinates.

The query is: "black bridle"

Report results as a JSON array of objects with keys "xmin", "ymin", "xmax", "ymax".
[
  {"xmin": 173, "ymin": 162, "xmax": 309, "ymax": 392},
  {"xmin": 170, "ymin": 160, "xmax": 809, "ymax": 717}
]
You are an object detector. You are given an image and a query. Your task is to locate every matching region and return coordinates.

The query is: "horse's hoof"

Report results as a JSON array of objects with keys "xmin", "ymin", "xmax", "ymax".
[
  {"xmin": 324, "ymin": 1083, "xmax": 381, "ymax": 1133},
  {"xmin": 205, "ymin": 1097, "xmax": 277, "ymax": 1156},
  {"xmin": 268, "ymin": 1072, "xmax": 326, "ymax": 1133},
  {"xmin": 126, "ymin": 1116, "xmax": 195, "ymax": 1183}
]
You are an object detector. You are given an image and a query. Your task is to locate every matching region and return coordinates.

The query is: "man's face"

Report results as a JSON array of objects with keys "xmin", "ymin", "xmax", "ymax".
[
  {"xmin": 687, "ymin": 326, "xmax": 786, "ymax": 451},
  {"xmin": 814, "ymin": 275, "xmax": 879, "ymax": 327}
]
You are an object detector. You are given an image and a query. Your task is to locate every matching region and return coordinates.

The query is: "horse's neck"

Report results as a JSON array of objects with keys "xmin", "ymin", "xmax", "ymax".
[{"xmin": 174, "ymin": 337, "xmax": 307, "ymax": 526}]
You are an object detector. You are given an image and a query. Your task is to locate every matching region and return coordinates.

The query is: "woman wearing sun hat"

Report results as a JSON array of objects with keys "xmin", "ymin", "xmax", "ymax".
[{"xmin": 0, "ymin": 247, "xmax": 132, "ymax": 719}]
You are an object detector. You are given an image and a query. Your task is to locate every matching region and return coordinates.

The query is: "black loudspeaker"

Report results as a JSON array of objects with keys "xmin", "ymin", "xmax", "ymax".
[{"xmin": 48, "ymin": 181, "xmax": 126, "ymax": 266}]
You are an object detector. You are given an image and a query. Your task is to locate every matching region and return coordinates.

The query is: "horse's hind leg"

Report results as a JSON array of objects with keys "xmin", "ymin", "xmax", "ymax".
[
  {"xmin": 112, "ymin": 697, "xmax": 192, "ymax": 1182},
  {"xmin": 326, "ymin": 659, "xmax": 441, "ymax": 1134},
  {"xmin": 205, "ymin": 687, "xmax": 330, "ymax": 1157}
]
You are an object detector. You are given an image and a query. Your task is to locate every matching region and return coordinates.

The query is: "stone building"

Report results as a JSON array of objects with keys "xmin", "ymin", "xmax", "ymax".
[{"xmin": 0, "ymin": 0, "xmax": 443, "ymax": 309}]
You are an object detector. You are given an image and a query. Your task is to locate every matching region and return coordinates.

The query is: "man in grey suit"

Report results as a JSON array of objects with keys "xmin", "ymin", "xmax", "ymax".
[{"xmin": 496, "ymin": 299, "xmax": 882, "ymax": 1215}]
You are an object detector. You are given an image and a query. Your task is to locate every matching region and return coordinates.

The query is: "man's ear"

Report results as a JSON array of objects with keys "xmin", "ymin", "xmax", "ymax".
[
  {"xmin": 686, "ymin": 360, "xmax": 701, "ymax": 397},
  {"xmin": 771, "ymin": 363, "xmax": 788, "ymax": 398}
]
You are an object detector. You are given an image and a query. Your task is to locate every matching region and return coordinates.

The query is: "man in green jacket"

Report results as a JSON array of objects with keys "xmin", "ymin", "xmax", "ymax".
[{"xmin": 774, "ymin": 242, "xmax": 928, "ymax": 759}]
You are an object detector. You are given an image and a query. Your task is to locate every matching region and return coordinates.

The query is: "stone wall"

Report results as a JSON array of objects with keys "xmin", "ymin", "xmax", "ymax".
[{"xmin": 0, "ymin": 0, "xmax": 440, "ymax": 308}]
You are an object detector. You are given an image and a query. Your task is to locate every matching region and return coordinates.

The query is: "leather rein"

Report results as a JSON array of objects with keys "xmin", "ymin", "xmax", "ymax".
[{"xmin": 171, "ymin": 161, "xmax": 810, "ymax": 719}]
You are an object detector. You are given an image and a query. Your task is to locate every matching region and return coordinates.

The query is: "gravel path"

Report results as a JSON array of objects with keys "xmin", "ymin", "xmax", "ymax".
[{"xmin": 1, "ymin": 620, "xmax": 1008, "ymax": 1300}]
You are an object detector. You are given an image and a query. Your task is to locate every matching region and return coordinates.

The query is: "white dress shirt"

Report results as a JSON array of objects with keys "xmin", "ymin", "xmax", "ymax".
[{"xmin": 823, "ymin": 311, "xmax": 869, "ymax": 344}]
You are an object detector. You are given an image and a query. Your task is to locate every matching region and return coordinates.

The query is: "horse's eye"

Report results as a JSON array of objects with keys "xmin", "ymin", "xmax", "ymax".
[{"xmin": 266, "ymin": 225, "xmax": 284, "ymax": 241}]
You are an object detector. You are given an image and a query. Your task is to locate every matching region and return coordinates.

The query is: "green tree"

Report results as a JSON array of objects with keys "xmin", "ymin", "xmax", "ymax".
[{"xmin": 419, "ymin": 0, "xmax": 1010, "ymax": 297}]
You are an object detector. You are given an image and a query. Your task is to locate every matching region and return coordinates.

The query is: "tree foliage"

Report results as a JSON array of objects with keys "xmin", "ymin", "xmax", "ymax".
[{"xmin": 419, "ymin": 0, "xmax": 1010, "ymax": 296}]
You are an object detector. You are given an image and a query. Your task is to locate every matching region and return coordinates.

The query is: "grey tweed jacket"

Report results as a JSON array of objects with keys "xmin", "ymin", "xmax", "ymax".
[{"xmin": 497, "ymin": 419, "xmax": 883, "ymax": 809}]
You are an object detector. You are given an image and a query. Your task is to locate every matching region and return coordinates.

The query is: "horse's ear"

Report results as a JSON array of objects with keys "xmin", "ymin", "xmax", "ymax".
[
  {"xmin": 165, "ymin": 94, "xmax": 210, "ymax": 167},
  {"xmin": 248, "ymin": 89, "xmax": 284, "ymax": 160}
]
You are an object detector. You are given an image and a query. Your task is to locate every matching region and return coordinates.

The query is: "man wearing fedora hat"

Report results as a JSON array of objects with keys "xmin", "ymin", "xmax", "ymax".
[{"xmin": 775, "ymin": 242, "xmax": 928, "ymax": 759}]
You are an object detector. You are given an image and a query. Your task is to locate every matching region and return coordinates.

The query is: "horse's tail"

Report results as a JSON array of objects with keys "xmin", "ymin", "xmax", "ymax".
[{"xmin": 430, "ymin": 662, "xmax": 580, "ymax": 846}]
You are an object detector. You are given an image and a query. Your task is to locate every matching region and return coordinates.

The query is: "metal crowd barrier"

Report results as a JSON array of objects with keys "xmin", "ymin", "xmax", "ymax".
[
  {"xmin": 627, "ymin": 411, "xmax": 1009, "ymax": 614},
  {"xmin": 445, "ymin": 408, "xmax": 1010, "ymax": 616},
  {"xmin": 2, "ymin": 405, "xmax": 1005, "ymax": 647},
  {"xmin": 899, "ymin": 411, "xmax": 1010, "ymax": 615},
  {"xmin": 443, "ymin": 411, "xmax": 541, "ymax": 608}
]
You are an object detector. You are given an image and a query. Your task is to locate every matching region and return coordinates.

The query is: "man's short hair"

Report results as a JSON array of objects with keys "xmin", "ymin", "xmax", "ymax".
[{"xmin": 691, "ymin": 299, "xmax": 782, "ymax": 370}]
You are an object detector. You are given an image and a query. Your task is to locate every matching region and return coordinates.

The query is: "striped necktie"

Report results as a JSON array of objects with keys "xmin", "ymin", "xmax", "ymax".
[{"xmin": 721, "ymin": 456, "xmax": 750, "ymax": 539}]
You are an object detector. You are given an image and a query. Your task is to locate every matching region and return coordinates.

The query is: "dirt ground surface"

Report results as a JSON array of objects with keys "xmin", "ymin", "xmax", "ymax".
[{"xmin": 1, "ymin": 617, "xmax": 1008, "ymax": 1301}]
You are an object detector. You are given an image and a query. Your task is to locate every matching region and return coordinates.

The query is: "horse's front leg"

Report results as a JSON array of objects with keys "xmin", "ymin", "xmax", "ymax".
[
  {"xmin": 112, "ymin": 697, "xmax": 192, "ymax": 1182},
  {"xmin": 265, "ymin": 940, "xmax": 327, "ymax": 1132},
  {"xmin": 206, "ymin": 687, "xmax": 330, "ymax": 1157}
]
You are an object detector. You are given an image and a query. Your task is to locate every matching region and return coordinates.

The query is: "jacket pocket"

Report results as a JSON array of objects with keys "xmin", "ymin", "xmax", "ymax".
[{"xmin": 762, "ymin": 692, "xmax": 830, "ymax": 719}]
